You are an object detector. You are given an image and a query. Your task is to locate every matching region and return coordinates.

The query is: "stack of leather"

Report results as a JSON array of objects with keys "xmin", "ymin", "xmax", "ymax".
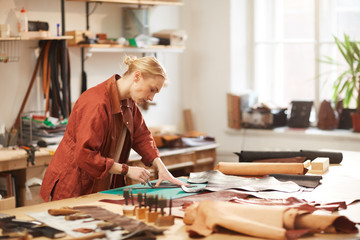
[{"xmin": 183, "ymin": 200, "xmax": 358, "ymax": 239}]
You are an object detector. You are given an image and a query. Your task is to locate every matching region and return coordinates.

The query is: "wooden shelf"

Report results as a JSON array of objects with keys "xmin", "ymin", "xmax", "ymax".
[
  {"xmin": 0, "ymin": 36, "xmax": 73, "ymax": 41},
  {"xmin": 69, "ymin": 43, "xmax": 185, "ymax": 53},
  {"xmin": 66, "ymin": 0, "xmax": 183, "ymax": 6},
  {"xmin": 0, "ymin": 37, "xmax": 21, "ymax": 41}
]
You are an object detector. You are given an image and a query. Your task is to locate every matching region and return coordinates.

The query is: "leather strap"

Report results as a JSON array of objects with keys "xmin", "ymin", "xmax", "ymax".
[{"xmin": 42, "ymin": 41, "xmax": 51, "ymax": 116}]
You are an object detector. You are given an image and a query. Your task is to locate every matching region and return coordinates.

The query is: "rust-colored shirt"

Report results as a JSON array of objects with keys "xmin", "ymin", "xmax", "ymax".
[{"xmin": 40, "ymin": 74, "xmax": 159, "ymax": 201}]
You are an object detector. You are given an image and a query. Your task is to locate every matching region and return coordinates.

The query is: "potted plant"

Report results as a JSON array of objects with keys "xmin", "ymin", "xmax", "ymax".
[{"xmin": 322, "ymin": 34, "xmax": 360, "ymax": 132}]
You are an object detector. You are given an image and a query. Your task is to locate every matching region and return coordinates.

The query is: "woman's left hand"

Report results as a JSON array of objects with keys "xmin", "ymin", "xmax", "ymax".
[{"xmin": 152, "ymin": 157, "xmax": 189, "ymax": 187}]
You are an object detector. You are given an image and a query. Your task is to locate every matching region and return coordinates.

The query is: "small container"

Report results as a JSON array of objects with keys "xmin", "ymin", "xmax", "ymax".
[
  {"xmin": 18, "ymin": 7, "xmax": 28, "ymax": 33},
  {"xmin": 0, "ymin": 24, "xmax": 10, "ymax": 38}
]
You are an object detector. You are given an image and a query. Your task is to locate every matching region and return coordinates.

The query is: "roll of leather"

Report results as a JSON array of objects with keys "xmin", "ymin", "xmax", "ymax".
[
  {"xmin": 301, "ymin": 150, "xmax": 342, "ymax": 164},
  {"xmin": 253, "ymin": 157, "xmax": 306, "ymax": 163},
  {"xmin": 235, "ymin": 150, "xmax": 343, "ymax": 164},
  {"xmin": 215, "ymin": 162, "xmax": 307, "ymax": 176}
]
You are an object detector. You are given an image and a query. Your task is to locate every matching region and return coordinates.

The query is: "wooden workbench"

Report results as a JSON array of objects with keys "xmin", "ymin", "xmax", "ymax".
[
  {"xmin": 1, "ymin": 150, "xmax": 359, "ymax": 239},
  {"xmin": 0, "ymin": 148, "xmax": 54, "ymax": 208},
  {"xmin": 0, "ymin": 143, "xmax": 218, "ymax": 207},
  {"xmin": 0, "ymin": 148, "xmax": 54, "ymax": 172}
]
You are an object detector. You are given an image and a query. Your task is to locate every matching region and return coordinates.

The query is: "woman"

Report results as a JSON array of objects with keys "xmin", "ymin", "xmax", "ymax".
[{"xmin": 40, "ymin": 56, "xmax": 186, "ymax": 201}]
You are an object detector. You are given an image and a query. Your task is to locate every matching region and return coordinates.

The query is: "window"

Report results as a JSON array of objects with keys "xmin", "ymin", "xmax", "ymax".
[{"xmin": 243, "ymin": 0, "xmax": 360, "ymax": 110}]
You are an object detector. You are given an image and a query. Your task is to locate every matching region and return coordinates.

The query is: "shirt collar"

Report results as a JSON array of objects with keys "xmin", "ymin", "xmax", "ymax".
[{"xmin": 106, "ymin": 74, "xmax": 130, "ymax": 114}]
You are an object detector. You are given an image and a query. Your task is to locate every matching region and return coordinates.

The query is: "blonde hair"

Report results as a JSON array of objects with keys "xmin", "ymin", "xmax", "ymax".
[{"xmin": 123, "ymin": 56, "xmax": 167, "ymax": 80}]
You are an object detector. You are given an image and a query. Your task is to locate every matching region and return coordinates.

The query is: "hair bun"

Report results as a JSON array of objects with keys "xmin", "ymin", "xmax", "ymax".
[{"xmin": 124, "ymin": 56, "xmax": 137, "ymax": 66}]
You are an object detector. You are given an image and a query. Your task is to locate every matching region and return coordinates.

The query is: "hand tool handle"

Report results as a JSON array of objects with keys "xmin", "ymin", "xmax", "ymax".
[{"xmin": 48, "ymin": 209, "xmax": 79, "ymax": 216}]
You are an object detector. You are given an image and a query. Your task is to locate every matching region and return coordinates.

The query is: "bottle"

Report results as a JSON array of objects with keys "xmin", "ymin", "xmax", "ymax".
[{"xmin": 18, "ymin": 7, "xmax": 28, "ymax": 34}]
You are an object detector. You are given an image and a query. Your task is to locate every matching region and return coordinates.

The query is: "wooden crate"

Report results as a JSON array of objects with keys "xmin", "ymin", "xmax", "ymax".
[{"xmin": 0, "ymin": 196, "xmax": 15, "ymax": 210}]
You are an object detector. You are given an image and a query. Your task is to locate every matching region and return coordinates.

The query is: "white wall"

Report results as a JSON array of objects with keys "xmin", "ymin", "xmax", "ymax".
[
  {"xmin": 180, "ymin": 0, "xmax": 231, "ymax": 140},
  {"xmin": 0, "ymin": 0, "xmax": 181, "ymax": 134},
  {"xmin": 180, "ymin": 0, "xmax": 244, "ymax": 162},
  {"xmin": 1, "ymin": 0, "xmax": 358, "ymax": 157},
  {"xmin": 179, "ymin": 0, "xmax": 360, "ymax": 162}
]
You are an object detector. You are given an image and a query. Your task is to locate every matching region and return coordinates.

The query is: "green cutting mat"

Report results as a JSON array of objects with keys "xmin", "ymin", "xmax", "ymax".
[{"xmin": 100, "ymin": 178, "xmax": 206, "ymax": 199}]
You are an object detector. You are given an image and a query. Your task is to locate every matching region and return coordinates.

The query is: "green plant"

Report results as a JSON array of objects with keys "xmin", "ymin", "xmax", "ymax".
[{"xmin": 321, "ymin": 34, "xmax": 360, "ymax": 114}]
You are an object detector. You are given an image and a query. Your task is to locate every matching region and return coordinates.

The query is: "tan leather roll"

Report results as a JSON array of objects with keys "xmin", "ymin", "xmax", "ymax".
[
  {"xmin": 184, "ymin": 200, "xmax": 358, "ymax": 239},
  {"xmin": 214, "ymin": 162, "xmax": 307, "ymax": 176}
]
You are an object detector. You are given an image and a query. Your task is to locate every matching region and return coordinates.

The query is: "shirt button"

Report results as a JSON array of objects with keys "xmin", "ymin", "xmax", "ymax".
[{"xmin": 126, "ymin": 122, "xmax": 129, "ymax": 124}]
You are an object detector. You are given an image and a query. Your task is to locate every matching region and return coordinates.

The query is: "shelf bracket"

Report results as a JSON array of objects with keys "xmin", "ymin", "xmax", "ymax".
[{"xmin": 86, "ymin": 2, "xmax": 90, "ymax": 31}]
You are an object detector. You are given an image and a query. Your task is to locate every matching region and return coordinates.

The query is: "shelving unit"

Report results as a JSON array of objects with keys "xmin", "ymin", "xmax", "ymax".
[
  {"xmin": 0, "ymin": 36, "xmax": 72, "ymax": 63},
  {"xmin": 64, "ymin": 0, "xmax": 184, "ymax": 92},
  {"xmin": 69, "ymin": 44, "xmax": 185, "ymax": 53},
  {"xmin": 0, "ymin": 36, "xmax": 72, "ymax": 41},
  {"xmin": 66, "ymin": 0, "xmax": 183, "ymax": 6}
]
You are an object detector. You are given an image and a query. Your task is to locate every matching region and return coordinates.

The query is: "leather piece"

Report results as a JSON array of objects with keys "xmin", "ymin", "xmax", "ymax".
[
  {"xmin": 230, "ymin": 196, "xmax": 348, "ymax": 212},
  {"xmin": 215, "ymin": 162, "xmax": 307, "ymax": 176},
  {"xmin": 184, "ymin": 200, "xmax": 358, "ymax": 239},
  {"xmin": 184, "ymin": 201, "xmax": 292, "ymax": 239},
  {"xmin": 72, "ymin": 206, "xmax": 163, "ymax": 235},
  {"xmin": 318, "ymin": 100, "xmax": 338, "ymax": 130},
  {"xmin": 270, "ymin": 174, "xmax": 322, "ymax": 188},
  {"xmin": 183, "ymin": 170, "xmax": 301, "ymax": 193},
  {"xmin": 100, "ymin": 190, "xmax": 248, "ymax": 208},
  {"xmin": 253, "ymin": 157, "xmax": 306, "ymax": 163},
  {"xmin": 235, "ymin": 150, "xmax": 343, "ymax": 164},
  {"xmin": 172, "ymin": 190, "xmax": 248, "ymax": 207}
]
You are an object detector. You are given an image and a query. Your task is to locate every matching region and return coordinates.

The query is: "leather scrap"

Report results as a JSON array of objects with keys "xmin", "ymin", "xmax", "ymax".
[
  {"xmin": 230, "ymin": 196, "xmax": 347, "ymax": 212},
  {"xmin": 183, "ymin": 170, "xmax": 301, "ymax": 193},
  {"xmin": 72, "ymin": 228, "xmax": 94, "ymax": 233},
  {"xmin": 171, "ymin": 190, "xmax": 249, "ymax": 207},
  {"xmin": 270, "ymin": 174, "xmax": 322, "ymax": 188},
  {"xmin": 100, "ymin": 190, "xmax": 249, "ymax": 208},
  {"xmin": 72, "ymin": 206, "xmax": 163, "ymax": 235},
  {"xmin": 183, "ymin": 200, "xmax": 358, "ymax": 239}
]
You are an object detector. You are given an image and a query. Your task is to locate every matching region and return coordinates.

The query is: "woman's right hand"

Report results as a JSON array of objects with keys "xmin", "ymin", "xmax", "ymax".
[{"xmin": 126, "ymin": 166, "xmax": 151, "ymax": 184}]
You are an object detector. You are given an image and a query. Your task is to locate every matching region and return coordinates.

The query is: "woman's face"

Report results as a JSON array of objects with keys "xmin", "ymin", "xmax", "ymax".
[{"xmin": 130, "ymin": 72, "xmax": 165, "ymax": 105}]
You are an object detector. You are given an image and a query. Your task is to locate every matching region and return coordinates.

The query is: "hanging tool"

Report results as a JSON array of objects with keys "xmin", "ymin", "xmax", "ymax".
[{"xmin": 19, "ymin": 145, "xmax": 38, "ymax": 166}]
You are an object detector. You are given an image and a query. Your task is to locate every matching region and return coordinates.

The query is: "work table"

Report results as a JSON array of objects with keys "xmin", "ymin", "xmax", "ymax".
[
  {"xmin": 0, "ymin": 150, "xmax": 359, "ymax": 239},
  {"xmin": 0, "ymin": 148, "xmax": 53, "ymax": 172},
  {"xmin": 0, "ymin": 143, "xmax": 218, "ymax": 207}
]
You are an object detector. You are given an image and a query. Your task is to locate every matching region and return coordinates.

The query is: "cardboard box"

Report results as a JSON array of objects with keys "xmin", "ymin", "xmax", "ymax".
[
  {"xmin": 19, "ymin": 185, "xmax": 43, "ymax": 206},
  {"xmin": 227, "ymin": 93, "xmax": 242, "ymax": 129},
  {"xmin": 13, "ymin": 165, "xmax": 46, "ymax": 188},
  {"xmin": 66, "ymin": 30, "xmax": 91, "ymax": 45},
  {"xmin": 152, "ymin": 29, "xmax": 187, "ymax": 46},
  {"xmin": 0, "ymin": 196, "xmax": 15, "ymax": 210},
  {"xmin": 11, "ymin": 165, "xmax": 46, "ymax": 207}
]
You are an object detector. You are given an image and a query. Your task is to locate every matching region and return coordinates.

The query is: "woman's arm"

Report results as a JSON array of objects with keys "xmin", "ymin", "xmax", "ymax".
[
  {"xmin": 152, "ymin": 157, "xmax": 189, "ymax": 187},
  {"xmin": 109, "ymin": 163, "xmax": 151, "ymax": 184}
]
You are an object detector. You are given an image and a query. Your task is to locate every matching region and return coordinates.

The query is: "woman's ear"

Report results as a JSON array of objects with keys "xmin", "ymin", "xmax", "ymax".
[{"xmin": 133, "ymin": 71, "xmax": 142, "ymax": 83}]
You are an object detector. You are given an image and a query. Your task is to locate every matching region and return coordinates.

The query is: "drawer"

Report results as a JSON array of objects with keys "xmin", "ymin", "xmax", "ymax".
[{"xmin": 161, "ymin": 152, "xmax": 195, "ymax": 166}]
